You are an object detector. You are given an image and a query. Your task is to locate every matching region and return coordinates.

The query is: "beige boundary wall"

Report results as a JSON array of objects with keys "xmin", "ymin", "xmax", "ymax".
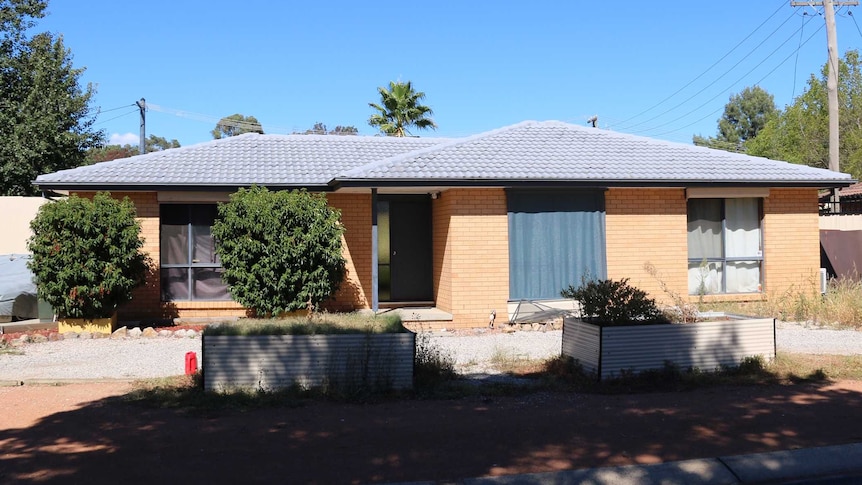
[
  {"xmin": 74, "ymin": 187, "xmax": 822, "ymax": 326},
  {"xmin": 0, "ymin": 196, "xmax": 49, "ymax": 254}
]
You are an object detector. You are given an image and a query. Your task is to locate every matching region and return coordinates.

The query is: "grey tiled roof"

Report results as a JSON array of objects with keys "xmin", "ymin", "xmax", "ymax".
[
  {"xmin": 35, "ymin": 121, "xmax": 854, "ymax": 190},
  {"xmin": 336, "ymin": 121, "xmax": 854, "ymax": 186},
  {"xmin": 35, "ymin": 133, "xmax": 445, "ymax": 189}
]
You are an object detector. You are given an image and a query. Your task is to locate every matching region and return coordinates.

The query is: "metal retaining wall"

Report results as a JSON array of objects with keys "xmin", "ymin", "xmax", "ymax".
[
  {"xmin": 562, "ymin": 317, "xmax": 775, "ymax": 380},
  {"xmin": 203, "ymin": 333, "xmax": 415, "ymax": 392}
]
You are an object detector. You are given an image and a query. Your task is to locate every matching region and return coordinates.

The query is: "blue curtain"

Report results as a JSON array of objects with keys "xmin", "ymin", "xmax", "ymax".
[{"xmin": 507, "ymin": 189, "xmax": 607, "ymax": 300}]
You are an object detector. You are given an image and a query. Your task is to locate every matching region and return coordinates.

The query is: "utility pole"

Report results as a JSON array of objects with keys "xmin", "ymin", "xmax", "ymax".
[
  {"xmin": 791, "ymin": 1, "xmax": 857, "ymax": 211},
  {"xmin": 135, "ymin": 98, "xmax": 146, "ymax": 155}
]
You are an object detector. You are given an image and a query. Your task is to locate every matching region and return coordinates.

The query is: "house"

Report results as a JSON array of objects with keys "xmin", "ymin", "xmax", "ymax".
[{"xmin": 34, "ymin": 121, "xmax": 854, "ymax": 328}]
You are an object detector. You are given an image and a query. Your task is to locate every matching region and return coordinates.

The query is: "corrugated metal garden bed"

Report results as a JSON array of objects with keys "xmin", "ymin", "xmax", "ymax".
[{"xmin": 562, "ymin": 313, "xmax": 775, "ymax": 380}]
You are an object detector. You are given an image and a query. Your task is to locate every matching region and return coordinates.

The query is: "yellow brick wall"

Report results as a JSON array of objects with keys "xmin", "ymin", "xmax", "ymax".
[
  {"xmin": 606, "ymin": 187, "xmax": 821, "ymax": 304},
  {"xmin": 325, "ymin": 193, "xmax": 372, "ymax": 311},
  {"xmin": 433, "ymin": 189, "xmax": 509, "ymax": 328},
  {"xmin": 606, "ymin": 188, "xmax": 689, "ymax": 304},
  {"xmin": 763, "ymin": 188, "xmax": 821, "ymax": 296}
]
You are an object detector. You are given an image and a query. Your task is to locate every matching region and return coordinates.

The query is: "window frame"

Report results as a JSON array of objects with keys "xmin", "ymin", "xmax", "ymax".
[
  {"xmin": 686, "ymin": 197, "xmax": 764, "ymax": 295},
  {"xmin": 159, "ymin": 203, "xmax": 230, "ymax": 302}
]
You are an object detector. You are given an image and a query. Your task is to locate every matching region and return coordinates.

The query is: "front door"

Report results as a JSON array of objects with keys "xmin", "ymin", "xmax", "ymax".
[{"xmin": 378, "ymin": 196, "xmax": 433, "ymax": 302}]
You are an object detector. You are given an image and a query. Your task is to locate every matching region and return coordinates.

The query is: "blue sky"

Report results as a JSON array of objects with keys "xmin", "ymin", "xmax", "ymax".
[{"xmin": 37, "ymin": 0, "xmax": 862, "ymax": 148}]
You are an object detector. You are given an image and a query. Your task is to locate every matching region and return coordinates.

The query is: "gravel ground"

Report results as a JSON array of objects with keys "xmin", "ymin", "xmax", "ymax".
[{"xmin": 1, "ymin": 322, "xmax": 860, "ymax": 382}]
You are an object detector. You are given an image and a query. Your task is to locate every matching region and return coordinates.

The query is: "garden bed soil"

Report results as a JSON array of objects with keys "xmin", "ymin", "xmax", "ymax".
[{"xmin": 1, "ymin": 380, "xmax": 861, "ymax": 484}]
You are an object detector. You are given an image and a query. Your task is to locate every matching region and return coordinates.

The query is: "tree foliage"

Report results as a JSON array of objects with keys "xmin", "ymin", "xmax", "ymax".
[
  {"xmin": 212, "ymin": 186, "xmax": 346, "ymax": 317},
  {"xmin": 0, "ymin": 0, "xmax": 104, "ymax": 195},
  {"xmin": 86, "ymin": 134, "xmax": 180, "ymax": 164},
  {"xmin": 27, "ymin": 192, "xmax": 149, "ymax": 319},
  {"xmin": 297, "ymin": 122, "xmax": 358, "ymax": 135},
  {"xmin": 746, "ymin": 50, "xmax": 862, "ymax": 178},
  {"xmin": 561, "ymin": 277, "xmax": 669, "ymax": 326},
  {"xmin": 368, "ymin": 80, "xmax": 437, "ymax": 137},
  {"xmin": 693, "ymin": 86, "xmax": 776, "ymax": 152},
  {"xmin": 211, "ymin": 113, "xmax": 264, "ymax": 139}
]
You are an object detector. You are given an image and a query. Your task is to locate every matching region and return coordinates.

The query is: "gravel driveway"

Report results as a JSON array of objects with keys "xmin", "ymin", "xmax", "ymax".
[{"xmin": 1, "ymin": 321, "xmax": 860, "ymax": 382}]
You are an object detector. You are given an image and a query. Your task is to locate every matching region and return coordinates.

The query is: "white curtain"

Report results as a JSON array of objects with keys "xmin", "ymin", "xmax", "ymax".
[{"xmin": 725, "ymin": 199, "xmax": 761, "ymax": 293}]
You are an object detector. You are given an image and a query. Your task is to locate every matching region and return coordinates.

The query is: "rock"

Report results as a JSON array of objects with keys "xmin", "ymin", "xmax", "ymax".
[
  {"xmin": 48, "ymin": 332, "xmax": 61, "ymax": 341},
  {"xmin": 112, "ymin": 326, "xmax": 128, "ymax": 339},
  {"xmin": 61, "ymin": 331, "xmax": 79, "ymax": 339},
  {"xmin": 184, "ymin": 329, "xmax": 198, "ymax": 338},
  {"xmin": 173, "ymin": 329, "xmax": 187, "ymax": 338},
  {"xmin": 142, "ymin": 327, "xmax": 158, "ymax": 338},
  {"xmin": 16, "ymin": 335, "xmax": 29, "ymax": 344},
  {"xmin": 78, "ymin": 331, "xmax": 93, "ymax": 339},
  {"xmin": 158, "ymin": 330, "xmax": 172, "ymax": 338},
  {"xmin": 30, "ymin": 334, "xmax": 48, "ymax": 343},
  {"xmin": 128, "ymin": 327, "xmax": 143, "ymax": 338}
]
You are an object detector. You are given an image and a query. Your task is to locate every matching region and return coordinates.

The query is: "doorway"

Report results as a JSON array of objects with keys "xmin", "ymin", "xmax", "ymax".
[{"xmin": 377, "ymin": 195, "xmax": 433, "ymax": 302}]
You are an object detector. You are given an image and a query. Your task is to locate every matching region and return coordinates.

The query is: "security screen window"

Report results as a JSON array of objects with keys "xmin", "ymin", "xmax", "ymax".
[
  {"xmin": 687, "ymin": 198, "xmax": 763, "ymax": 295},
  {"xmin": 160, "ymin": 204, "xmax": 230, "ymax": 301}
]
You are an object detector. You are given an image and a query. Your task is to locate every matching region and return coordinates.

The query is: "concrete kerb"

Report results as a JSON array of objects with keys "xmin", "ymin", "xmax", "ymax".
[{"xmin": 391, "ymin": 442, "xmax": 862, "ymax": 485}]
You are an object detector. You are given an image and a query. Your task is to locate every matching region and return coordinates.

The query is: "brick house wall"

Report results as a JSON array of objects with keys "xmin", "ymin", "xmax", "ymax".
[
  {"xmin": 605, "ymin": 188, "xmax": 689, "ymax": 304},
  {"xmin": 605, "ymin": 187, "xmax": 822, "ymax": 305},
  {"xmin": 78, "ymin": 186, "xmax": 821, "ymax": 325},
  {"xmin": 763, "ymin": 188, "xmax": 821, "ymax": 297},
  {"xmin": 433, "ymin": 189, "xmax": 509, "ymax": 328}
]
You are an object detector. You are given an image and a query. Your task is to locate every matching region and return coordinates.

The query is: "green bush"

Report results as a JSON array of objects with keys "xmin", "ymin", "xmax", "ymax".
[
  {"xmin": 212, "ymin": 186, "xmax": 346, "ymax": 317},
  {"xmin": 27, "ymin": 192, "xmax": 148, "ymax": 319},
  {"xmin": 561, "ymin": 277, "xmax": 669, "ymax": 326}
]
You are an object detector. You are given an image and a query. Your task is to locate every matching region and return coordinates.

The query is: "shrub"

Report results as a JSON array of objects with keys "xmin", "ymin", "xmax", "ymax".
[
  {"xmin": 561, "ymin": 277, "xmax": 669, "ymax": 326},
  {"xmin": 27, "ymin": 192, "xmax": 148, "ymax": 319},
  {"xmin": 212, "ymin": 186, "xmax": 346, "ymax": 317}
]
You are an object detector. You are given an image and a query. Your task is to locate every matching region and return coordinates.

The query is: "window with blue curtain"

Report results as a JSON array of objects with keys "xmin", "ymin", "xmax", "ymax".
[{"xmin": 507, "ymin": 189, "xmax": 607, "ymax": 300}]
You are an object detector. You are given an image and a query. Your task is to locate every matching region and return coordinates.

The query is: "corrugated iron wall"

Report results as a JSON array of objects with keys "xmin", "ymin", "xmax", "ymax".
[{"xmin": 203, "ymin": 333, "xmax": 415, "ymax": 392}]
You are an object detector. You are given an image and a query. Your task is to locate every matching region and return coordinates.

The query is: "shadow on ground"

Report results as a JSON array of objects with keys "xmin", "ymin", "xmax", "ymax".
[{"xmin": 2, "ymin": 380, "xmax": 862, "ymax": 483}]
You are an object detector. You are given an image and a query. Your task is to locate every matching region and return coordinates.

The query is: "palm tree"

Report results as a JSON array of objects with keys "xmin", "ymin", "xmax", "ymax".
[{"xmin": 368, "ymin": 81, "xmax": 437, "ymax": 137}]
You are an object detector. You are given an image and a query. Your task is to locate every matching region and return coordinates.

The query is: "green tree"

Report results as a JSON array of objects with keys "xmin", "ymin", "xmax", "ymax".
[
  {"xmin": 298, "ymin": 122, "xmax": 359, "ymax": 135},
  {"xmin": 368, "ymin": 80, "xmax": 437, "ymax": 137},
  {"xmin": 146, "ymin": 134, "xmax": 180, "ymax": 151},
  {"xmin": 27, "ymin": 192, "xmax": 149, "ymax": 319},
  {"xmin": 86, "ymin": 134, "xmax": 180, "ymax": 164},
  {"xmin": 211, "ymin": 113, "xmax": 264, "ymax": 139},
  {"xmin": 747, "ymin": 50, "xmax": 862, "ymax": 178},
  {"xmin": 212, "ymin": 186, "xmax": 346, "ymax": 317},
  {"xmin": 693, "ymin": 86, "xmax": 776, "ymax": 152},
  {"xmin": 0, "ymin": 0, "xmax": 104, "ymax": 195}
]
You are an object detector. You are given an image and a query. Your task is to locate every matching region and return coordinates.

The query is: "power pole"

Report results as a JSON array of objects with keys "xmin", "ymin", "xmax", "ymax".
[
  {"xmin": 791, "ymin": 1, "xmax": 857, "ymax": 211},
  {"xmin": 135, "ymin": 98, "xmax": 146, "ymax": 155}
]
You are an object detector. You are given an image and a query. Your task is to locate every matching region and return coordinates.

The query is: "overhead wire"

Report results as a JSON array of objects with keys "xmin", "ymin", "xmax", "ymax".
[
  {"xmin": 620, "ymin": 8, "xmax": 810, "ymax": 134},
  {"xmin": 648, "ymin": 22, "xmax": 826, "ymax": 138},
  {"xmin": 613, "ymin": 1, "xmax": 789, "ymax": 131},
  {"xmin": 94, "ymin": 108, "xmax": 138, "ymax": 125}
]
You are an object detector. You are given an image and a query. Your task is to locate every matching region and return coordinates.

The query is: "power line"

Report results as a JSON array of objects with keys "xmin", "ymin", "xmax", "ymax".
[
  {"xmin": 647, "ymin": 23, "xmax": 826, "ymax": 138},
  {"xmin": 619, "ymin": 9, "xmax": 810, "ymax": 133},
  {"xmin": 96, "ymin": 104, "xmax": 135, "ymax": 115},
  {"xmin": 613, "ymin": 1, "xmax": 790, "ymax": 130},
  {"xmin": 94, "ymin": 108, "xmax": 138, "ymax": 125}
]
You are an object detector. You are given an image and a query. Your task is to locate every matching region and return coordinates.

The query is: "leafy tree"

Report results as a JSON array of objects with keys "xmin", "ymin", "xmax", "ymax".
[
  {"xmin": 211, "ymin": 113, "xmax": 264, "ymax": 139},
  {"xmin": 0, "ymin": 0, "xmax": 104, "ymax": 195},
  {"xmin": 27, "ymin": 192, "xmax": 149, "ymax": 319},
  {"xmin": 212, "ymin": 186, "xmax": 346, "ymax": 317},
  {"xmin": 146, "ymin": 134, "xmax": 180, "ymax": 151},
  {"xmin": 368, "ymin": 80, "xmax": 437, "ymax": 137},
  {"xmin": 561, "ymin": 277, "xmax": 669, "ymax": 326},
  {"xmin": 693, "ymin": 86, "xmax": 776, "ymax": 152},
  {"xmin": 298, "ymin": 122, "xmax": 358, "ymax": 135},
  {"xmin": 747, "ymin": 50, "xmax": 862, "ymax": 178},
  {"xmin": 86, "ymin": 134, "xmax": 180, "ymax": 164}
]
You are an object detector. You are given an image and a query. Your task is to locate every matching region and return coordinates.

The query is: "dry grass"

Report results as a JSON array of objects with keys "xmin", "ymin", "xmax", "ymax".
[
  {"xmin": 703, "ymin": 278, "xmax": 862, "ymax": 329},
  {"xmin": 203, "ymin": 312, "xmax": 405, "ymax": 336}
]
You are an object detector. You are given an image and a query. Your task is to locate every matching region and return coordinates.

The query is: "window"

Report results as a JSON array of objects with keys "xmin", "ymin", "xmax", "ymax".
[
  {"xmin": 160, "ymin": 204, "xmax": 230, "ymax": 301},
  {"xmin": 507, "ymin": 189, "xmax": 606, "ymax": 300},
  {"xmin": 687, "ymin": 198, "xmax": 762, "ymax": 295}
]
